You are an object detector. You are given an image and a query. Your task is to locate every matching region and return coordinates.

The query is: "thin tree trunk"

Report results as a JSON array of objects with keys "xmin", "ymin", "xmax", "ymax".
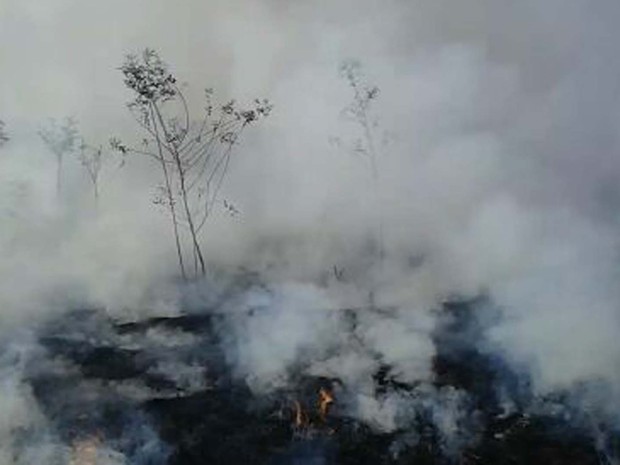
[
  {"xmin": 150, "ymin": 104, "xmax": 187, "ymax": 281},
  {"xmin": 177, "ymin": 160, "xmax": 206, "ymax": 276},
  {"xmin": 360, "ymin": 114, "xmax": 384, "ymax": 262},
  {"xmin": 153, "ymin": 105, "xmax": 206, "ymax": 277}
]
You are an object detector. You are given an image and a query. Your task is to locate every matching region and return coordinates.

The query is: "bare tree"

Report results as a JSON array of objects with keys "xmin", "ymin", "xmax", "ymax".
[
  {"xmin": 334, "ymin": 60, "xmax": 386, "ymax": 262},
  {"xmin": 38, "ymin": 117, "xmax": 79, "ymax": 195},
  {"xmin": 337, "ymin": 61, "xmax": 382, "ymax": 180},
  {"xmin": 112, "ymin": 49, "xmax": 271, "ymax": 280},
  {"xmin": 0, "ymin": 120, "xmax": 9, "ymax": 147},
  {"xmin": 77, "ymin": 141, "xmax": 106, "ymax": 201}
]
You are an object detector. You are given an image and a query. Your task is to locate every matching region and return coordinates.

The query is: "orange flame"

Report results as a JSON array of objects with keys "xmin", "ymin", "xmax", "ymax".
[
  {"xmin": 69, "ymin": 437, "xmax": 101, "ymax": 465},
  {"xmin": 291, "ymin": 387, "xmax": 335, "ymax": 432},
  {"xmin": 293, "ymin": 400, "xmax": 308, "ymax": 428},
  {"xmin": 318, "ymin": 388, "xmax": 334, "ymax": 421}
]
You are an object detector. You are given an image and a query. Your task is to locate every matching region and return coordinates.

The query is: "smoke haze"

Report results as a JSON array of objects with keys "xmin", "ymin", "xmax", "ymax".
[{"xmin": 1, "ymin": 0, "xmax": 620, "ymax": 462}]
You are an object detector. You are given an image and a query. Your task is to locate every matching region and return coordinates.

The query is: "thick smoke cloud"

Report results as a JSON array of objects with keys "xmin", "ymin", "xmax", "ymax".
[{"xmin": 1, "ymin": 0, "xmax": 620, "ymax": 461}]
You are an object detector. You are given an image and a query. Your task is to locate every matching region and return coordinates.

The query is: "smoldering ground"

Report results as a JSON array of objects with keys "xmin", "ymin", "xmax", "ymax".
[{"xmin": 1, "ymin": 0, "xmax": 620, "ymax": 463}]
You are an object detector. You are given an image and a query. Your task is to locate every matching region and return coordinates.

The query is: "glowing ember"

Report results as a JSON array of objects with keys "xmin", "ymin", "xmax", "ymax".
[
  {"xmin": 291, "ymin": 387, "xmax": 335, "ymax": 431},
  {"xmin": 69, "ymin": 437, "xmax": 100, "ymax": 465},
  {"xmin": 318, "ymin": 388, "xmax": 334, "ymax": 421},
  {"xmin": 293, "ymin": 400, "xmax": 308, "ymax": 428}
]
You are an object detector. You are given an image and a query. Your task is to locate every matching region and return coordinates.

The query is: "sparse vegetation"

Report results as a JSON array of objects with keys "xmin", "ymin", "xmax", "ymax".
[
  {"xmin": 331, "ymin": 61, "xmax": 388, "ymax": 293},
  {"xmin": 337, "ymin": 60, "xmax": 382, "ymax": 180},
  {"xmin": 336, "ymin": 62, "xmax": 387, "ymax": 265}
]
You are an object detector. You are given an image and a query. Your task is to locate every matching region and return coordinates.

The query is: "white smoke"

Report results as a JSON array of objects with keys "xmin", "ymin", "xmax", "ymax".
[{"xmin": 1, "ymin": 0, "xmax": 620, "ymax": 460}]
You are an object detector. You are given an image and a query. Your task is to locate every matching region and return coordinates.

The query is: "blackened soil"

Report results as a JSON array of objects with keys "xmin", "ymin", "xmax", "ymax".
[{"xmin": 26, "ymin": 301, "xmax": 617, "ymax": 465}]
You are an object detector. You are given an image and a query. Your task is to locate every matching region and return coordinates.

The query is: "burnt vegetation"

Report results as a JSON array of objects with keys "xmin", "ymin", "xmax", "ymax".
[{"xmin": 24, "ymin": 296, "xmax": 617, "ymax": 465}]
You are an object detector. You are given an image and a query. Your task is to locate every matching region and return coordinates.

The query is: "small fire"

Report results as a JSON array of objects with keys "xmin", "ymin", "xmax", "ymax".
[
  {"xmin": 293, "ymin": 400, "xmax": 309, "ymax": 428},
  {"xmin": 318, "ymin": 388, "xmax": 334, "ymax": 421},
  {"xmin": 69, "ymin": 436, "xmax": 101, "ymax": 465},
  {"xmin": 291, "ymin": 387, "xmax": 335, "ymax": 432}
]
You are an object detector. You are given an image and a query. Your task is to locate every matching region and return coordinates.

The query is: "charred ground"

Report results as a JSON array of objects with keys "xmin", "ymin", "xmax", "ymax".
[{"xmin": 23, "ymin": 297, "xmax": 618, "ymax": 465}]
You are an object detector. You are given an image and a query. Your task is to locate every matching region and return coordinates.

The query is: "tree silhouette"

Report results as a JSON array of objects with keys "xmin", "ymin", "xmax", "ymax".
[{"xmin": 38, "ymin": 117, "xmax": 79, "ymax": 195}]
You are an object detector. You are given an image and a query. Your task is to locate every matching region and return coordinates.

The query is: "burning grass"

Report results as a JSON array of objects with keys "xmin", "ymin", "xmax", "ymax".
[{"xmin": 19, "ymin": 300, "xmax": 620, "ymax": 464}]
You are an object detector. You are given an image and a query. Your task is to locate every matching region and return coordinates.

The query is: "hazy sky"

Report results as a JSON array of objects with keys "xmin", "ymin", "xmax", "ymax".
[{"xmin": 3, "ymin": 0, "xmax": 620, "ymax": 206}]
